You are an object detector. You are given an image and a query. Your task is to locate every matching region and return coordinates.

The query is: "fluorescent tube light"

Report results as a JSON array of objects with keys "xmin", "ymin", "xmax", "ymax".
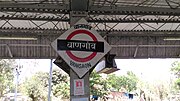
[
  {"xmin": 163, "ymin": 38, "xmax": 180, "ymax": 41},
  {"xmin": 0, "ymin": 37, "xmax": 37, "ymax": 40}
]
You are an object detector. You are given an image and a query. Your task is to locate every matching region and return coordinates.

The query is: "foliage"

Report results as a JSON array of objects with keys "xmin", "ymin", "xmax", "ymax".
[
  {"xmin": 157, "ymin": 83, "xmax": 168, "ymax": 100},
  {"xmin": 171, "ymin": 61, "xmax": 180, "ymax": 78},
  {"xmin": 20, "ymin": 69, "xmax": 70, "ymax": 100},
  {"xmin": 106, "ymin": 74, "xmax": 121, "ymax": 91},
  {"xmin": 144, "ymin": 80, "xmax": 170, "ymax": 101},
  {"xmin": 0, "ymin": 59, "xmax": 15, "ymax": 97},
  {"xmin": 52, "ymin": 82, "xmax": 69, "ymax": 99},
  {"xmin": 107, "ymin": 71, "xmax": 139, "ymax": 92},
  {"xmin": 126, "ymin": 71, "xmax": 139, "ymax": 92},
  {"xmin": 20, "ymin": 72, "xmax": 49, "ymax": 101},
  {"xmin": 90, "ymin": 71, "xmax": 110, "ymax": 97},
  {"xmin": 20, "ymin": 69, "xmax": 139, "ymax": 100},
  {"xmin": 175, "ymin": 79, "xmax": 180, "ymax": 89},
  {"xmin": 51, "ymin": 69, "xmax": 70, "ymax": 99},
  {"xmin": 89, "ymin": 71, "xmax": 139, "ymax": 98},
  {"xmin": 171, "ymin": 61, "xmax": 180, "ymax": 90}
]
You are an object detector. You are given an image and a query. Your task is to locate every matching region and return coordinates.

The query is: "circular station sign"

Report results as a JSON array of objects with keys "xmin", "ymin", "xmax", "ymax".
[
  {"xmin": 66, "ymin": 29, "xmax": 97, "ymax": 62},
  {"xmin": 51, "ymin": 18, "xmax": 111, "ymax": 78}
]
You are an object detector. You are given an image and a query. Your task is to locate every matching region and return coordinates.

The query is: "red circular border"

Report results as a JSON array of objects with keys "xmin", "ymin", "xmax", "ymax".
[{"xmin": 66, "ymin": 29, "xmax": 97, "ymax": 62}]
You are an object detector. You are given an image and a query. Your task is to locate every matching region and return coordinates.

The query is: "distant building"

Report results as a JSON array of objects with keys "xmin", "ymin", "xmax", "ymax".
[{"xmin": 106, "ymin": 91, "xmax": 138, "ymax": 101}]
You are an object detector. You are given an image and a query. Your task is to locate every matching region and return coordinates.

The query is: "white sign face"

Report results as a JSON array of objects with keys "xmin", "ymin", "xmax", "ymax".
[
  {"xmin": 74, "ymin": 79, "xmax": 84, "ymax": 95},
  {"xmin": 51, "ymin": 18, "xmax": 111, "ymax": 78}
]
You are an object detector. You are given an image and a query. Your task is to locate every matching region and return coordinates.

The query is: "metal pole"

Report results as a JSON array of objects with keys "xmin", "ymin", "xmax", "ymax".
[
  {"xmin": 14, "ymin": 68, "xmax": 19, "ymax": 101},
  {"xmin": 15, "ymin": 60, "xmax": 20, "ymax": 101},
  {"xmin": 48, "ymin": 59, "xmax": 53, "ymax": 101}
]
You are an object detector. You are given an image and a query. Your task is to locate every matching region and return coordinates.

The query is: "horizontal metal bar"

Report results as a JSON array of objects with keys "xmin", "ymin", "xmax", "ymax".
[
  {"xmin": 1, "ymin": 44, "xmax": 180, "ymax": 48},
  {"xmin": 88, "ymin": 18, "xmax": 180, "ymax": 23},
  {"xmin": 1, "ymin": 3, "xmax": 180, "ymax": 16},
  {"xmin": 0, "ymin": 44, "xmax": 6, "ymax": 46},
  {"xmin": 9, "ymin": 44, "xmax": 50, "ymax": 47},
  {"xmin": 111, "ymin": 45, "xmax": 180, "ymax": 47},
  {"xmin": 0, "ymin": 28, "xmax": 180, "ymax": 36},
  {"xmin": 0, "ymin": 15, "xmax": 69, "ymax": 22},
  {"xmin": 89, "ymin": 6, "xmax": 180, "ymax": 16},
  {"xmin": 0, "ymin": 44, "xmax": 50, "ymax": 47},
  {"xmin": 1, "ymin": 15, "xmax": 180, "ymax": 23},
  {"xmin": 0, "ymin": 3, "xmax": 69, "ymax": 14}
]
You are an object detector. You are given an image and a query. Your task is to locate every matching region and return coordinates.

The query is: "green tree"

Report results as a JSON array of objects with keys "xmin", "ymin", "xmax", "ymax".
[
  {"xmin": 90, "ymin": 71, "xmax": 110, "ymax": 97},
  {"xmin": 20, "ymin": 72, "xmax": 49, "ymax": 101},
  {"xmin": 20, "ymin": 69, "xmax": 70, "ymax": 100},
  {"xmin": 106, "ymin": 74, "xmax": 121, "ymax": 91},
  {"xmin": 51, "ymin": 69, "xmax": 70, "ymax": 99},
  {"xmin": 171, "ymin": 61, "xmax": 180, "ymax": 90},
  {"xmin": 126, "ymin": 71, "xmax": 139, "ymax": 92},
  {"xmin": 0, "ymin": 59, "xmax": 15, "ymax": 97},
  {"xmin": 107, "ymin": 71, "xmax": 139, "ymax": 92}
]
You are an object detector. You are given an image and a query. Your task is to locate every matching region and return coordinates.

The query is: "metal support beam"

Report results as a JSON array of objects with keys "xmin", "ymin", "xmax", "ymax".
[
  {"xmin": 111, "ymin": 44, "xmax": 180, "ymax": 48},
  {"xmin": 70, "ymin": 0, "xmax": 88, "ymax": 11},
  {"xmin": 0, "ymin": 3, "xmax": 69, "ymax": 14},
  {"xmin": 1, "ymin": 43, "xmax": 180, "ymax": 48},
  {"xmin": 1, "ymin": 28, "xmax": 180, "ymax": 36},
  {"xmin": 134, "ymin": 45, "xmax": 139, "ymax": 58},
  {"xmin": 89, "ymin": 6, "xmax": 180, "ymax": 16},
  {"xmin": 6, "ymin": 44, "xmax": 13, "ymax": 58},
  {"xmin": 1, "ymin": 3, "xmax": 180, "ymax": 16}
]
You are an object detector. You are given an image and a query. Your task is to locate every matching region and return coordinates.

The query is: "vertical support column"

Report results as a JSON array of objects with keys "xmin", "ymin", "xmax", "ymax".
[
  {"xmin": 70, "ymin": 70, "xmax": 90, "ymax": 101},
  {"xmin": 14, "ymin": 68, "xmax": 19, "ymax": 101},
  {"xmin": 48, "ymin": 59, "xmax": 53, "ymax": 101},
  {"xmin": 69, "ymin": 11, "xmax": 90, "ymax": 101}
]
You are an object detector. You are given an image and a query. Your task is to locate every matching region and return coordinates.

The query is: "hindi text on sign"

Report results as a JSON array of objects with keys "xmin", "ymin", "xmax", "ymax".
[
  {"xmin": 74, "ymin": 24, "xmax": 92, "ymax": 30},
  {"xmin": 57, "ymin": 40, "xmax": 104, "ymax": 52}
]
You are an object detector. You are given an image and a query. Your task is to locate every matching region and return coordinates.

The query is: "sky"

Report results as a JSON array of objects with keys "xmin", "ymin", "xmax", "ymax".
[
  {"xmin": 16, "ymin": 59, "xmax": 180, "ymax": 82},
  {"xmin": 115, "ymin": 59, "xmax": 179, "ymax": 82}
]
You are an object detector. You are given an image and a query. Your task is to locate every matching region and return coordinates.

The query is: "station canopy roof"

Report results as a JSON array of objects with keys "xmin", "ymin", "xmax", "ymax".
[
  {"xmin": 0, "ymin": 0, "xmax": 180, "ymax": 31},
  {"xmin": 1, "ymin": 0, "xmax": 180, "ymax": 59}
]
